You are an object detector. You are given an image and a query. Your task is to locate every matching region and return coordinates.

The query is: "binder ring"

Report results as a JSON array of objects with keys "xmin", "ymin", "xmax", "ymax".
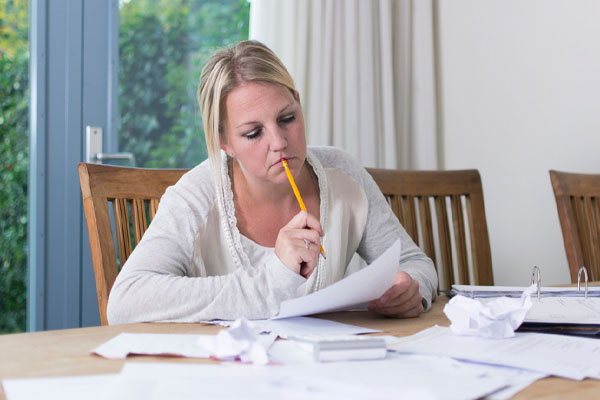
[
  {"xmin": 577, "ymin": 266, "xmax": 589, "ymax": 299},
  {"xmin": 531, "ymin": 265, "xmax": 541, "ymax": 300}
]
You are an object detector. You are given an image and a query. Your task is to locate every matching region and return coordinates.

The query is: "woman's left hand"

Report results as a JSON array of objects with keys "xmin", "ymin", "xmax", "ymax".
[{"xmin": 368, "ymin": 271, "xmax": 424, "ymax": 318}]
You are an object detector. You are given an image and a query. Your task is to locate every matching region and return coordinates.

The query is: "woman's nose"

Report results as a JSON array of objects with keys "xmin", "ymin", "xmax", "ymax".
[{"xmin": 269, "ymin": 128, "xmax": 288, "ymax": 152}]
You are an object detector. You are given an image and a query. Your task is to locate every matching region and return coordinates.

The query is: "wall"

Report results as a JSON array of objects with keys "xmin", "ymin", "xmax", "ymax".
[{"xmin": 436, "ymin": 0, "xmax": 600, "ymax": 285}]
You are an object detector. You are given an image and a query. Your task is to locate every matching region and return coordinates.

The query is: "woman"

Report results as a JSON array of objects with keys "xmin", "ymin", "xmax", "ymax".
[{"xmin": 107, "ymin": 40, "xmax": 438, "ymax": 324}]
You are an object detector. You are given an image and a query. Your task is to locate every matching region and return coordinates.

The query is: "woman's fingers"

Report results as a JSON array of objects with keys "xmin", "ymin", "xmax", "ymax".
[
  {"xmin": 368, "ymin": 272, "xmax": 424, "ymax": 318},
  {"xmin": 286, "ymin": 210, "xmax": 324, "ymax": 236},
  {"xmin": 275, "ymin": 211, "xmax": 323, "ymax": 274}
]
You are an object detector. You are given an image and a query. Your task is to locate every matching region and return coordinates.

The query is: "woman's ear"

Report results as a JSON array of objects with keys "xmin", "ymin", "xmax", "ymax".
[
  {"xmin": 294, "ymin": 90, "xmax": 301, "ymax": 103},
  {"xmin": 220, "ymin": 140, "xmax": 233, "ymax": 158}
]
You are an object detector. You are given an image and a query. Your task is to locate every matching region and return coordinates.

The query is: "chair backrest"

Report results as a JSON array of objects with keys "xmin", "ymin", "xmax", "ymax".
[
  {"xmin": 366, "ymin": 168, "xmax": 493, "ymax": 290},
  {"xmin": 78, "ymin": 162, "xmax": 188, "ymax": 325},
  {"xmin": 549, "ymin": 170, "xmax": 600, "ymax": 283}
]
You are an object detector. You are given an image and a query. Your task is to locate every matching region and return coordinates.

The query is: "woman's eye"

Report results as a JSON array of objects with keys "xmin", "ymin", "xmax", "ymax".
[
  {"xmin": 280, "ymin": 114, "xmax": 295, "ymax": 124},
  {"xmin": 245, "ymin": 129, "xmax": 262, "ymax": 140}
]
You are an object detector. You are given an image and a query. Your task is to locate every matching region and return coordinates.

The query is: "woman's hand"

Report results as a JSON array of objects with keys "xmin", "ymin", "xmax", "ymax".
[
  {"xmin": 368, "ymin": 271, "xmax": 424, "ymax": 318},
  {"xmin": 275, "ymin": 210, "xmax": 323, "ymax": 278}
]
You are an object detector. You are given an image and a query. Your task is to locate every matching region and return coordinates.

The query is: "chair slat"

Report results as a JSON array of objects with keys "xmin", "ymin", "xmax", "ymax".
[
  {"xmin": 132, "ymin": 199, "xmax": 148, "ymax": 244},
  {"xmin": 435, "ymin": 196, "xmax": 454, "ymax": 289},
  {"xmin": 465, "ymin": 195, "xmax": 480, "ymax": 283},
  {"xmin": 149, "ymin": 198, "xmax": 160, "ymax": 220},
  {"xmin": 571, "ymin": 196, "xmax": 591, "ymax": 274},
  {"xmin": 451, "ymin": 195, "xmax": 469, "ymax": 284},
  {"xmin": 112, "ymin": 198, "xmax": 132, "ymax": 267},
  {"xmin": 391, "ymin": 195, "xmax": 404, "ymax": 225},
  {"xmin": 584, "ymin": 196, "xmax": 600, "ymax": 281},
  {"xmin": 418, "ymin": 196, "xmax": 436, "ymax": 265},
  {"xmin": 403, "ymin": 196, "xmax": 419, "ymax": 244},
  {"xmin": 593, "ymin": 197, "xmax": 600, "ymax": 281}
]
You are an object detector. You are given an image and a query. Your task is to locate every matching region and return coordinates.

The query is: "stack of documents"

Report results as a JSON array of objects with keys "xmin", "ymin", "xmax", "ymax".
[
  {"xmin": 451, "ymin": 284, "xmax": 600, "ymax": 337},
  {"xmin": 389, "ymin": 325, "xmax": 600, "ymax": 380}
]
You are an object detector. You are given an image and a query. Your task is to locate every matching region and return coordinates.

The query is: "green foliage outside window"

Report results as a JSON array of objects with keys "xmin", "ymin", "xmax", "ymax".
[
  {"xmin": 0, "ymin": 0, "xmax": 29, "ymax": 333},
  {"xmin": 119, "ymin": 0, "xmax": 250, "ymax": 168}
]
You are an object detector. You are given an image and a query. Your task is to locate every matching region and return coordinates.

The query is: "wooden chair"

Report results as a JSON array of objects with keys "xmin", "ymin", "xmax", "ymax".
[
  {"xmin": 549, "ymin": 170, "xmax": 600, "ymax": 283},
  {"xmin": 367, "ymin": 168, "xmax": 493, "ymax": 290},
  {"xmin": 78, "ymin": 163, "xmax": 188, "ymax": 325}
]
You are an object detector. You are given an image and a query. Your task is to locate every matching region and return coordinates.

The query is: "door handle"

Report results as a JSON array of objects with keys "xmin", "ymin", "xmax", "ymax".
[
  {"xmin": 85, "ymin": 126, "xmax": 135, "ymax": 165},
  {"xmin": 93, "ymin": 152, "xmax": 135, "ymax": 163}
]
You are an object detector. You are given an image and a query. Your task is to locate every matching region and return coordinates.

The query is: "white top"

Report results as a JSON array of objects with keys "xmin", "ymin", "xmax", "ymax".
[{"xmin": 107, "ymin": 146, "xmax": 438, "ymax": 324}]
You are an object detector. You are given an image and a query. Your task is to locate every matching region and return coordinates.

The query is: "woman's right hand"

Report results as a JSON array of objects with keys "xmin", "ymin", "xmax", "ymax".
[{"xmin": 275, "ymin": 210, "xmax": 323, "ymax": 278}]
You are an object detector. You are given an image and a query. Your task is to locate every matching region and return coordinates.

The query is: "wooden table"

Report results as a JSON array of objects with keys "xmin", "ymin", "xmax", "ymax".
[{"xmin": 1, "ymin": 297, "xmax": 599, "ymax": 399}]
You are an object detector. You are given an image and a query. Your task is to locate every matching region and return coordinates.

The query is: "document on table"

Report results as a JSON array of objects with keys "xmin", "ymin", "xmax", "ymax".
[
  {"xmin": 388, "ymin": 325, "xmax": 600, "ymax": 380},
  {"xmin": 274, "ymin": 239, "xmax": 401, "ymax": 319},
  {"xmin": 523, "ymin": 296, "xmax": 600, "ymax": 324},
  {"xmin": 2, "ymin": 374, "xmax": 151, "ymax": 400},
  {"xmin": 117, "ymin": 357, "xmax": 511, "ymax": 400},
  {"xmin": 209, "ymin": 316, "xmax": 381, "ymax": 338},
  {"xmin": 92, "ymin": 333, "xmax": 212, "ymax": 359}
]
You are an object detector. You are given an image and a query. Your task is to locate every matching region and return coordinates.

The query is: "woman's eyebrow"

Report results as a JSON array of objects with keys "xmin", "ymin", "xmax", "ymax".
[
  {"xmin": 235, "ymin": 120, "xmax": 259, "ymax": 129},
  {"xmin": 235, "ymin": 101, "xmax": 296, "ymax": 129},
  {"xmin": 278, "ymin": 101, "xmax": 295, "ymax": 115}
]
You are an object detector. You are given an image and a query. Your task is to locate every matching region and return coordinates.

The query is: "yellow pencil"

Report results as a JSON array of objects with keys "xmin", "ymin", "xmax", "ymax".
[{"xmin": 281, "ymin": 158, "xmax": 326, "ymax": 259}]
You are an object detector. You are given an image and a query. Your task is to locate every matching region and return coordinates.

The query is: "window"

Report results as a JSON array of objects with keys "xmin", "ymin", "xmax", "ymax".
[{"xmin": 118, "ymin": 0, "xmax": 250, "ymax": 168}]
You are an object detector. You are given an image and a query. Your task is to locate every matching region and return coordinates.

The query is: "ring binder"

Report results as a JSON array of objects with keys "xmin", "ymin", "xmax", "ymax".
[
  {"xmin": 578, "ymin": 266, "xmax": 589, "ymax": 299},
  {"xmin": 531, "ymin": 265, "xmax": 541, "ymax": 300},
  {"xmin": 451, "ymin": 265, "xmax": 600, "ymax": 338}
]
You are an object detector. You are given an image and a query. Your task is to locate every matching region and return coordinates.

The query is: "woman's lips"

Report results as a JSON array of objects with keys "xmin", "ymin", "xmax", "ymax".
[{"xmin": 275, "ymin": 157, "xmax": 292, "ymax": 167}]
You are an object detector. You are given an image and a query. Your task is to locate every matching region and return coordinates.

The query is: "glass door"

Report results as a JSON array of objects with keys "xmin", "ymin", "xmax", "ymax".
[{"xmin": 28, "ymin": 0, "xmax": 250, "ymax": 331}]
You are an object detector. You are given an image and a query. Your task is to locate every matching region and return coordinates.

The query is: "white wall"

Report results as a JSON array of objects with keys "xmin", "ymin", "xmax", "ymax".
[{"xmin": 437, "ymin": 0, "xmax": 600, "ymax": 285}]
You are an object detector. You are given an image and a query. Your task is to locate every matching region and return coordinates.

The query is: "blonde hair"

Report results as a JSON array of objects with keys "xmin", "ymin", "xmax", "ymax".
[{"xmin": 197, "ymin": 40, "xmax": 297, "ymax": 185}]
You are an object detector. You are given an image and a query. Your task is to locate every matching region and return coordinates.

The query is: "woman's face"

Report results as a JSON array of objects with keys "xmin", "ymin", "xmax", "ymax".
[{"xmin": 221, "ymin": 81, "xmax": 307, "ymax": 186}]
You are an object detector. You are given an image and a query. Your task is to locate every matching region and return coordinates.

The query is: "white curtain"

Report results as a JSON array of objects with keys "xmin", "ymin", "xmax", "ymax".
[{"xmin": 249, "ymin": 0, "xmax": 438, "ymax": 169}]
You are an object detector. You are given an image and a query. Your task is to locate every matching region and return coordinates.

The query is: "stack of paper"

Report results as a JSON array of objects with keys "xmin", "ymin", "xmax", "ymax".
[
  {"xmin": 388, "ymin": 325, "xmax": 600, "ymax": 380},
  {"xmin": 451, "ymin": 284, "xmax": 600, "ymax": 333}
]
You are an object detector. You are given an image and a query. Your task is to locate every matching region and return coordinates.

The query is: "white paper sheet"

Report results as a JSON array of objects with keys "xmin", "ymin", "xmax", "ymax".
[
  {"xmin": 443, "ymin": 286, "xmax": 533, "ymax": 339},
  {"xmin": 92, "ymin": 326, "xmax": 277, "ymax": 363},
  {"xmin": 388, "ymin": 325, "xmax": 600, "ymax": 380},
  {"xmin": 2, "ymin": 374, "xmax": 151, "ymax": 400},
  {"xmin": 269, "ymin": 336, "xmax": 544, "ymax": 399},
  {"xmin": 206, "ymin": 316, "xmax": 381, "ymax": 338},
  {"xmin": 274, "ymin": 239, "xmax": 401, "ymax": 319},
  {"xmin": 120, "ymin": 356, "xmax": 510, "ymax": 400},
  {"xmin": 92, "ymin": 333, "xmax": 212, "ymax": 359}
]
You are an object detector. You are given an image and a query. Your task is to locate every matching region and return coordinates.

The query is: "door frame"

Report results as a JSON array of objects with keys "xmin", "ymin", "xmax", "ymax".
[{"xmin": 28, "ymin": 0, "xmax": 119, "ymax": 331}]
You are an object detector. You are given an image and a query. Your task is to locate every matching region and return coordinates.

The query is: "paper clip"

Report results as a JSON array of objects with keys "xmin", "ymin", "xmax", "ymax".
[
  {"xmin": 531, "ymin": 265, "xmax": 541, "ymax": 300},
  {"xmin": 577, "ymin": 266, "xmax": 589, "ymax": 299}
]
